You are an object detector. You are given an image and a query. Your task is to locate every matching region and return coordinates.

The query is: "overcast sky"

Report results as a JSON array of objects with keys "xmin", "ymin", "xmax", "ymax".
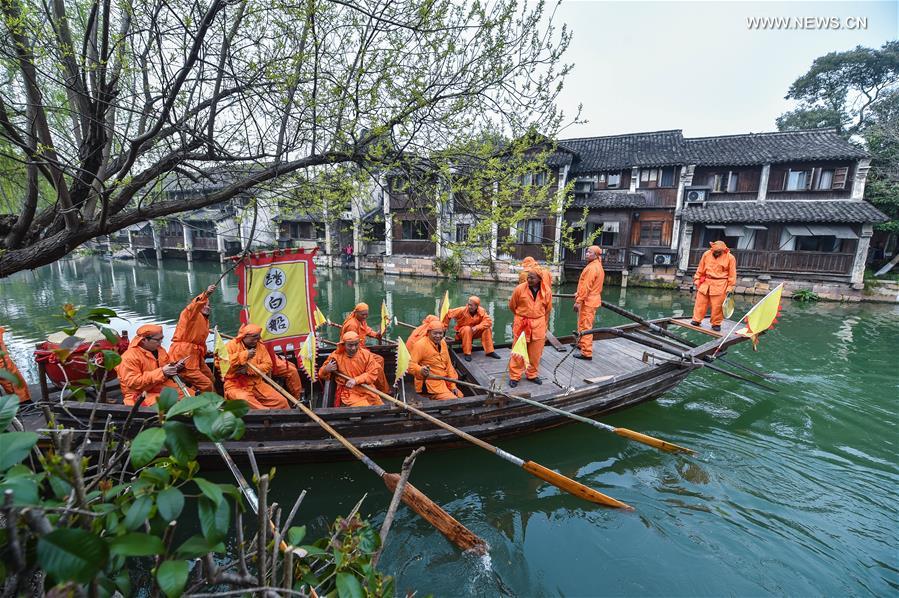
[{"xmin": 550, "ymin": 0, "xmax": 898, "ymax": 140}]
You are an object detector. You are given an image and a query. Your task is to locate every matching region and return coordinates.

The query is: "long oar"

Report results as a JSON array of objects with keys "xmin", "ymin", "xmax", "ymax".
[
  {"xmin": 246, "ymin": 364, "xmax": 487, "ymax": 554},
  {"xmin": 171, "ymin": 376, "xmax": 291, "ymax": 552},
  {"xmin": 336, "ymin": 373, "xmax": 633, "ymax": 510},
  {"xmin": 426, "ymin": 374, "xmax": 695, "ymax": 455},
  {"xmin": 556, "ymin": 293, "xmax": 770, "ymax": 380}
]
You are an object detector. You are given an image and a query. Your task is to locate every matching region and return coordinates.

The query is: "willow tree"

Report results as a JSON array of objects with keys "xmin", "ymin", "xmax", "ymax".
[{"xmin": 0, "ymin": 0, "xmax": 572, "ymax": 276}]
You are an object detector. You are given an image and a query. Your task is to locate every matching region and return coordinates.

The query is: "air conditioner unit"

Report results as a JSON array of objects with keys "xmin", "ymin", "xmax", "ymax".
[
  {"xmin": 685, "ymin": 187, "xmax": 710, "ymax": 205},
  {"xmin": 653, "ymin": 252, "xmax": 675, "ymax": 266}
]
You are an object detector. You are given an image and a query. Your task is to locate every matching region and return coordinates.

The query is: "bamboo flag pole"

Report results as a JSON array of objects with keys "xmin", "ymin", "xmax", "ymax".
[
  {"xmin": 426, "ymin": 374, "xmax": 695, "ymax": 455},
  {"xmin": 246, "ymin": 364, "xmax": 487, "ymax": 554},
  {"xmin": 336, "ymin": 373, "xmax": 633, "ymax": 510}
]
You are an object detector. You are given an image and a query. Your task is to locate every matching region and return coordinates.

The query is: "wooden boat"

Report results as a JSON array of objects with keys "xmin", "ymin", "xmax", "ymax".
[{"xmin": 25, "ymin": 316, "xmax": 750, "ymax": 466}]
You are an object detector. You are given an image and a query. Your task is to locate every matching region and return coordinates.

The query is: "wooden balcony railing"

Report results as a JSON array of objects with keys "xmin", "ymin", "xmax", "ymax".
[
  {"xmin": 565, "ymin": 246, "xmax": 630, "ymax": 271},
  {"xmin": 193, "ymin": 237, "xmax": 218, "ymax": 250},
  {"xmin": 689, "ymin": 248, "xmax": 854, "ymax": 275},
  {"xmin": 131, "ymin": 235, "xmax": 154, "ymax": 248}
]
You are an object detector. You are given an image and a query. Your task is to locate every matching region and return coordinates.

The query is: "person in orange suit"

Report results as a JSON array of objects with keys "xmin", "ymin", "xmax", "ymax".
[
  {"xmin": 406, "ymin": 315, "xmax": 440, "ymax": 351},
  {"xmin": 573, "ymin": 246, "xmax": 605, "ymax": 361},
  {"xmin": 117, "ymin": 324, "xmax": 192, "ymax": 407},
  {"xmin": 0, "ymin": 327, "xmax": 30, "ymax": 402},
  {"xmin": 318, "ymin": 331, "xmax": 384, "ymax": 407},
  {"xmin": 442, "ymin": 296, "xmax": 501, "ymax": 362},
  {"xmin": 169, "ymin": 285, "xmax": 216, "ymax": 392},
  {"xmin": 408, "ymin": 321, "xmax": 463, "ymax": 400},
  {"xmin": 270, "ymin": 353, "xmax": 304, "ymax": 399},
  {"xmin": 222, "ymin": 324, "xmax": 289, "ymax": 409},
  {"xmin": 518, "ymin": 257, "xmax": 554, "ymax": 325},
  {"xmin": 341, "ymin": 302, "xmax": 381, "ymax": 344},
  {"xmin": 508, "ymin": 269, "xmax": 551, "ymax": 387},
  {"xmin": 691, "ymin": 240, "xmax": 737, "ymax": 331}
]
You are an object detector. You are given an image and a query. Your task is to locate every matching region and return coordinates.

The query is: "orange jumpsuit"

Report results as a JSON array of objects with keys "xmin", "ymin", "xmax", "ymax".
[
  {"xmin": 518, "ymin": 258, "xmax": 553, "ymax": 325},
  {"xmin": 340, "ymin": 313, "xmax": 389, "ymax": 391},
  {"xmin": 223, "ymin": 338, "xmax": 289, "ymax": 410},
  {"xmin": 692, "ymin": 241, "xmax": 737, "ymax": 326},
  {"xmin": 318, "ymin": 347, "xmax": 384, "ymax": 407},
  {"xmin": 270, "ymin": 355, "xmax": 303, "ymax": 399},
  {"xmin": 0, "ymin": 327, "xmax": 30, "ymax": 402},
  {"xmin": 408, "ymin": 337, "xmax": 463, "ymax": 400},
  {"xmin": 168, "ymin": 292, "xmax": 214, "ymax": 392},
  {"xmin": 117, "ymin": 342, "xmax": 190, "ymax": 407},
  {"xmin": 406, "ymin": 315, "xmax": 441, "ymax": 351},
  {"xmin": 575, "ymin": 257, "xmax": 605, "ymax": 357},
  {"xmin": 508, "ymin": 281, "xmax": 550, "ymax": 381},
  {"xmin": 442, "ymin": 306, "xmax": 494, "ymax": 355}
]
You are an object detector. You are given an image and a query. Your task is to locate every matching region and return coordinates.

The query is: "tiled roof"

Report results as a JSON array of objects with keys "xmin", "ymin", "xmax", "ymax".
[
  {"xmin": 684, "ymin": 129, "xmax": 868, "ymax": 166},
  {"xmin": 560, "ymin": 130, "xmax": 686, "ymax": 173},
  {"xmin": 681, "ymin": 200, "xmax": 887, "ymax": 223},
  {"xmin": 572, "ymin": 191, "xmax": 654, "ymax": 209}
]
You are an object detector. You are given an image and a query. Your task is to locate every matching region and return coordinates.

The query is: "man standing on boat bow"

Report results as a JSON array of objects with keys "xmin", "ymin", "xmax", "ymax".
[
  {"xmin": 117, "ymin": 324, "xmax": 193, "ymax": 406},
  {"xmin": 573, "ymin": 245, "xmax": 605, "ymax": 361},
  {"xmin": 691, "ymin": 240, "xmax": 737, "ymax": 331},
  {"xmin": 442, "ymin": 295, "xmax": 501, "ymax": 362},
  {"xmin": 508, "ymin": 269, "xmax": 551, "ymax": 387},
  {"xmin": 409, "ymin": 320, "xmax": 463, "ymax": 399}
]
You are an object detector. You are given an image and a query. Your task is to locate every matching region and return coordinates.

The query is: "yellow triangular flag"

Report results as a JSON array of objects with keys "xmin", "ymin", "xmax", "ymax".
[
  {"xmin": 313, "ymin": 306, "xmax": 328, "ymax": 328},
  {"xmin": 395, "ymin": 336, "xmax": 411, "ymax": 381},
  {"xmin": 736, "ymin": 283, "xmax": 783, "ymax": 350},
  {"xmin": 214, "ymin": 326, "xmax": 230, "ymax": 378},
  {"xmin": 438, "ymin": 290, "xmax": 449, "ymax": 322},
  {"xmin": 510, "ymin": 331, "xmax": 529, "ymax": 366},
  {"xmin": 380, "ymin": 300, "xmax": 389, "ymax": 335},
  {"xmin": 299, "ymin": 331, "xmax": 317, "ymax": 382}
]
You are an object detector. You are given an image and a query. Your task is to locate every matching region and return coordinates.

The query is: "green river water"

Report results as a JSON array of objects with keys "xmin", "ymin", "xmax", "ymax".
[{"xmin": 1, "ymin": 257, "xmax": 897, "ymax": 596}]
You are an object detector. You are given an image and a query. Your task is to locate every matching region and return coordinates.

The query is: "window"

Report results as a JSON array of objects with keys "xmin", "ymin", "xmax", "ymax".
[
  {"xmin": 455, "ymin": 223, "xmax": 470, "ymax": 243},
  {"xmin": 710, "ymin": 172, "xmax": 738, "ymax": 193},
  {"xmin": 639, "ymin": 168, "xmax": 659, "ymax": 187},
  {"xmin": 315, "ymin": 223, "xmax": 326, "ymax": 240},
  {"xmin": 797, "ymin": 235, "xmax": 841, "ymax": 252},
  {"xmin": 607, "ymin": 172, "xmax": 621, "ymax": 188},
  {"xmin": 516, "ymin": 219, "xmax": 543, "ymax": 244},
  {"xmin": 817, "ymin": 169, "xmax": 833, "ymax": 190},
  {"xmin": 785, "ymin": 169, "xmax": 813, "ymax": 191},
  {"xmin": 520, "ymin": 171, "xmax": 546, "ymax": 186},
  {"xmin": 727, "ymin": 173, "xmax": 739, "ymax": 192},
  {"xmin": 575, "ymin": 181, "xmax": 593, "ymax": 194},
  {"xmin": 660, "ymin": 167, "xmax": 675, "ymax": 187},
  {"xmin": 638, "ymin": 221, "xmax": 664, "ymax": 246},
  {"xmin": 401, "ymin": 220, "xmax": 429, "ymax": 240},
  {"xmin": 194, "ymin": 222, "xmax": 216, "ymax": 238},
  {"xmin": 598, "ymin": 230, "xmax": 617, "ymax": 246}
]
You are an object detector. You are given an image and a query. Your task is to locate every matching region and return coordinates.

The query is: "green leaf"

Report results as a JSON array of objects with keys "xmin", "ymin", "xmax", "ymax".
[
  {"xmin": 0, "ymin": 475, "xmax": 39, "ymax": 505},
  {"xmin": 167, "ymin": 393, "xmax": 221, "ymax": 418},
  {"xmin": 209, "ymin": 411, "xmax": 237, "ymax": 441},
  {"xmin": 194, "ymin": 478, "xmax": 223, "ymax": 505},
  {"xmin": 140, "ymin": 467, "xmax": 171, "ymax": 486},
  {"xmin": 156, "ymin": 387, "xmax": 179, "ymax": 413},
  {"xmin": 114, "ymin": 571, "xmax": 131, "ymax": 596},
  {"xmin": 37, "ymin": 528, "xmax": 108, "ymax": 583},
  {"xmin": 174, "ymin": 534, "xmax": 225, "ymax": 559},
  {"xmin": 300, "ymin": 544, "xmax": 328, "ymax": 556},
  {"xmin": 130, "ymin": 428, "xmax": 166, "ymax": 468},
  {"xmin": 0, "ymin": 432, "xmax": 38, "ymax": 471},
  {"xmin": 48, "ymin": 475, "xmax": 72, "ymax": 500},
  {"xmin": 287, "ymin": 525, "xmax": 306, "ymax": 546},
  {"xmin": 163, "ymin": 421, "xmax": 198, "ymax": 465},
  {"xmin": 230, "ymin": 418, "xmax": 246, "ymax": 441},
  {"xmin": 156, "ymin": 560, "xmax": 189, "ymax": 598},
  {"xmin": 0, "ymin": 393, "xmax": 19, "ymax": 430},
  {"xmin": 191, "ymin": 407, "xmax": 218, "ymax": 437},
  {"xmin": 123, "ymin": 495, "xmax": 154, "ymax": 530},
  {"xmin": 87, "ymin": 307, "xmax": 118, "ymax": 321},
  {"xmin": 198, "ymin": 496, "xmax": 230, "ymax": 543},
  {"xmin": 221, "ymin": 399, "xmax": 249, "ymax": 418},
  {"xmin": 109, "ymin": 532, "xmax": 166, "ymax": 556},
  {"xmin": 100, "ymin": 326, "xmax": 121, "ymax": 345},
  {"xmin": 358, "ymin": 526, "xmax": 380, "ymax": 554},
  {"xmin": 157, "ymin": 487, "xmax": 185, "ymax": 522},
  {"xmin": 100, "ymin": 350, "xmax": 122, "ymax": 371},
  {"xmin": 336, "ymin": 571, "xmax": 365, "ymax": 598}
]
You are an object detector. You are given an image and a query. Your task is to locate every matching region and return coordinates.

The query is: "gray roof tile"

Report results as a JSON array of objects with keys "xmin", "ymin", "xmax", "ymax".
[
  {"xmin": 572, "ymin": 191, "xmax": 653, "ymax": 209},
  {"xmin": 560, "ymin": 130, "xmax": 686, "ymax": 173},
  {"xmin": 683, "ymin": 129, "xmax": 867, "ymax": 166},
  {"xmin": 681, "ymin": 200, "xmax": 886, "ymax": 223}
]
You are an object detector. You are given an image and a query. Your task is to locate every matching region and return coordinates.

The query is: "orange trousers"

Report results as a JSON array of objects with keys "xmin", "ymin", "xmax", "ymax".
[
  {"xmin": 508, "ymin": 339, "xmax": 545, "ymax": 381},
  {"xmin": 123, "ymin": 380, "xmax": 192, "ymax": 407},
  {"xmin": 457, "ymin": 325, "xmax": 495, "ymax": 355},
  {"xmin": 224, "ymin": 379, "xmax": 289, "ymax": 410},
  {"xmin": 692, "ymin": 292, "xmax": 725, "ymax": 326},
  {"xmin": 169, "ymin": 342, "xmax": 214, "ymax": 393},
  {"xmin": 576, "ymin": 306, "xmax": 598, "ymax": 357},
  {"xmin": 271, "ymin": 358, "xmax": 303, "ymax": 399}
]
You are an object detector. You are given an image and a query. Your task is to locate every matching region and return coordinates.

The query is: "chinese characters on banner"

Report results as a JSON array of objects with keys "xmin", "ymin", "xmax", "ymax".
[{"xmin": 235, "ymin": 248, "xmax": 318, "ymax": 351}]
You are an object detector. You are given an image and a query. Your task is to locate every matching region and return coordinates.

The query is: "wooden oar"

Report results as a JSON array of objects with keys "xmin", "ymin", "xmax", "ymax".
[
  {"xmin": 246, "ymin": 364, "xmax": 487, "ymax": 554},
  {"xmin": 335, "ymin": 373, "xmax": 633, "ymax": 510},
  {"xmin": 394, "ymin": 319, "xmax": 416, "ymax": 330},
  {"xmin": 426, "ymin": 374, "xmax": 695, "ymax": 455}
]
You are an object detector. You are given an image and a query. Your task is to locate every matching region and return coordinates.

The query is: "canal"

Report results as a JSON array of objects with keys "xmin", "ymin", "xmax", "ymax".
[{"xmin": 1, "ymin": 256, "xmax": 897, "ymax": 596}]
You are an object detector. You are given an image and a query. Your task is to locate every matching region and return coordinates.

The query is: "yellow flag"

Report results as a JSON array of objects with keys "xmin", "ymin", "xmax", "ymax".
[
  {"xmin": 438, "ymin": 290, "xmax": 449, "ymax": 321},
  {"xmin": 299, "ymin": 331, "xmax": 317, "ymax": 382},
  {"xmin": 214, "ymin": 327, "xmax": 230, "ymax": 378},
  {"xmin": 313, "ymin": 306, "xmax": 328, "ymax": 328},
  {"xmin": 735, "ymin": 283, "xmax": 783, "ymax": 350},
  {"xmin": 510, "ymin": 331, "xmax": 529, "ymax": 366},
  {"xmin": 395, "ymin": 336, "xmax": 411, "ymax": 381},
  {"xmin": 380, "ymin": 300, "xmax": 389, "ymax": 335}
]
